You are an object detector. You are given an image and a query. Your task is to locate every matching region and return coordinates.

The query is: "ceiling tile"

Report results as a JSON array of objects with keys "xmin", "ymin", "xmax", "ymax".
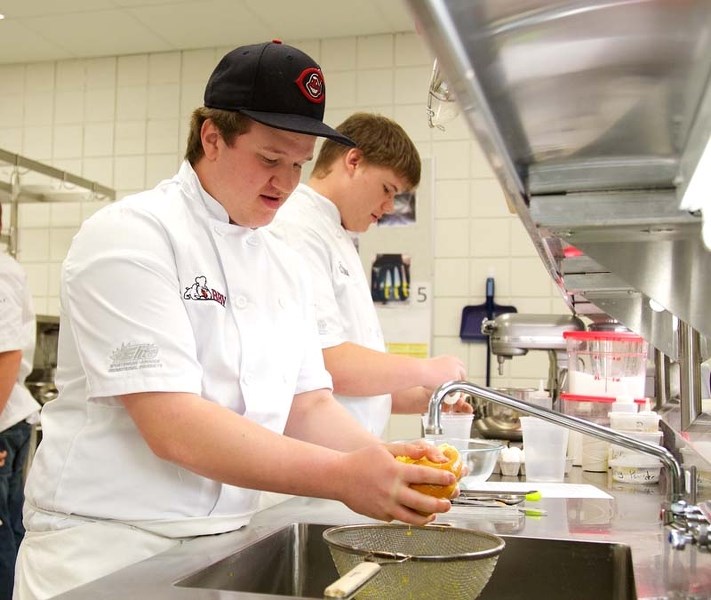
[
  {"xmin": 0, "ymin": 20, "xmax": 73, "ymax": 64},
  {"xmin": 0, "ymin": 0, "xmax": 116, "ymax": 19},
  {"xmin": 127, "ymin": 0, "xmax": 271, "ymax": 50},
  {"xmin": 21, "ymin": 10, "xmax": 174, "ymax": 57},
  {"xmin": 242, "ymin": 0, "xmax": 413, "ymax": 39},
  {"xmin": 0, "ymin": 0, "xmax": 415, "ymax": 65}
]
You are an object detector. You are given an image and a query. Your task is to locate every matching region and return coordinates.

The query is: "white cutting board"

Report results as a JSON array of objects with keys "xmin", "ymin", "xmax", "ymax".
[{"xmin": 464, "ymin": 481, "xmax": 612, "ymax": 499}]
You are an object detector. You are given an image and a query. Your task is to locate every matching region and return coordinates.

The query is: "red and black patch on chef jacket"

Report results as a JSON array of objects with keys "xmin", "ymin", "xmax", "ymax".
[{"xmin": 295, "ymin": 67, "xmax": 325, "ymax": 104}]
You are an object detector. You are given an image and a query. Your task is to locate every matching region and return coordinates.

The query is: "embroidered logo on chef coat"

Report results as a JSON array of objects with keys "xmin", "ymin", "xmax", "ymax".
[
  {"xmin": 109, "ymin": 342, "xmax": 161, "ymax": 372},
  {"xmin": 337, "ymin": 262, "xmax": 350, "ymax": 277},
  {"xmin": 183, "ymin": 275, "xmax": 226, "ymax": 307}
]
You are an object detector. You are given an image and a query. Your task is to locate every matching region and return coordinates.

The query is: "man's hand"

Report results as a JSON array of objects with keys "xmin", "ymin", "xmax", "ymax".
[
  {"xmin": 0, "ymin": 450, "xmax": 7, "ymax": 467},
  {"xmin": 333, "ymin": 442, "xmax": 455, "ymax": 524},
  {"xmin": 422, "ymin": 355, "xmax": 467, "ymax": 389},
  {"xmin": 442, "ymin": 393, "xmax": 473, "ymax": 414}
]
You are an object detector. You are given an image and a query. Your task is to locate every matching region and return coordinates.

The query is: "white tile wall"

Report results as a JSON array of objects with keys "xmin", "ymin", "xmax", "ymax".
[
  {"xmin": 357, "ymin": 35, "xmax": 393, "ymax": 69},
  {"xmin": 2, "ymin": 32, "xmax": 563, "ymax": 391},
  {"xmin": 321, "ymin": 38, "xmax": 357, "ymax": 72},
  {"xmin": 26, "ymin": 63, "xmax": 55, "ymax": 93}
]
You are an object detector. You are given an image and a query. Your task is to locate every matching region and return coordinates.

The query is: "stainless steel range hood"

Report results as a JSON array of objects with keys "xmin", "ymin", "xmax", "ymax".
[{"xmin": 406, "ymin": 0, "xmax": 711, "ymax": 364}]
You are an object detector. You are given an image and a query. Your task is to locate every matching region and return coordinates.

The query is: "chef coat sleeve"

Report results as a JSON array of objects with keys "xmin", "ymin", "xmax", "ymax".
[
  {"xmin": 62, "ymin": 204, "xmax": 203, "ymax": 398},
  {"xmin": 0, "ymin": 261, "xmax": 25, "ymax": 353}
]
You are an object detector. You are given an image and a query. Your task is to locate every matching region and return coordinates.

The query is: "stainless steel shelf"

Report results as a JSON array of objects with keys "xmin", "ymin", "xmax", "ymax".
[
  {"xmin": 0, "ymin": 147, "xmax": 115, "ymax": 257},
  {"xmin": 0, "ymin": 148, "xmax": 115, "ymax": 203}
]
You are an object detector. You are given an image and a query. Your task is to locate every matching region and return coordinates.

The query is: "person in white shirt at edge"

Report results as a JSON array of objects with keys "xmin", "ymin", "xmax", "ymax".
[
  {"xmin": 13, "ymin": 41, "xmax": 459, "ymax": 600},
  {"xmin": 0, "ymin": 204, "xmax": 40, "ymax": 600},
  {"xmin": 268, "ymin": 112, "xmax": 471, "ymax": 438}
]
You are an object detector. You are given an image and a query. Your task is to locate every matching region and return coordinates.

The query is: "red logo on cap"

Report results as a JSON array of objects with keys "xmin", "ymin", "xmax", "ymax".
[{"xmin": 295, "ymin": 67, "xmax": 325, "ymax": 104}]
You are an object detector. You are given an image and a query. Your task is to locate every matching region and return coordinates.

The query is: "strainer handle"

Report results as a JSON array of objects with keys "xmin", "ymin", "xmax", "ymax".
[{"xmin": 323, "ymin": 561, "xmax": 381, "ymax": 599}]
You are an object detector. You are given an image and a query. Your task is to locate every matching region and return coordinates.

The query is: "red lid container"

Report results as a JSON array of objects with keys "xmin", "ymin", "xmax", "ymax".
[{"xmin": 564, "ymin": 331, "xmax": 647, "ymax": 399}]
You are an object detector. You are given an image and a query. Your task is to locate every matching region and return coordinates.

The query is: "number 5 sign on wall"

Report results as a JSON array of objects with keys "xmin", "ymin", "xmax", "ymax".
[{"xmin": 412, "ymin": 282, "xmax": 431, "ymax": 308}]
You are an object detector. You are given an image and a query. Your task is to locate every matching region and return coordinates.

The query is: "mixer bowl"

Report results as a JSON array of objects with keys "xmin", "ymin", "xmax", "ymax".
[{"xmin": 471, "ymin": 388, "xmax": 535, "ymax": 442}]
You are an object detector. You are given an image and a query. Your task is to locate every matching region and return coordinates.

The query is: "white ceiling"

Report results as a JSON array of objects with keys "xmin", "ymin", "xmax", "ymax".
[{"xmin": 0, "ymin": 0, "xmax": 416, "ymax": 65}]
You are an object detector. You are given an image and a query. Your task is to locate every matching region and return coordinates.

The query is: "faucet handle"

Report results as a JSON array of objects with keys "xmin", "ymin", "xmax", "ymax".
[{"xmin": 666, "ymin": 500, "xmax": 711, "ymax": 550}]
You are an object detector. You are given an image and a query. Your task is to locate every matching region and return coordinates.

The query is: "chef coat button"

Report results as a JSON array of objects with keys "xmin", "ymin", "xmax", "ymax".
[
  {"xmin": 246, "ymin": 236, "xmax": 259, "ymax": 247},
  {"xmin": 213, "ymin": 226, "xmax": 223, "ymax": 236},
  {"xmin": 235, "ymin": 296, "xmax": 248, "ymax": 309},
  {"xmin": 242, "ymin": 374, "xmax": 250, "ymax": 385},
  {"xmin": 278, "ymin": 297, "xmax": 287, "ymax": 309},
  {"xmin": 282, "ymin": 374, "xmax": 288, "ymax": 383}
]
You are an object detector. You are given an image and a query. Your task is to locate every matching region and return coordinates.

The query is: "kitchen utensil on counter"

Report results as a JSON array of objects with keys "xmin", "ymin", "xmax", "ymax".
[
  {"xmin": 323, "ymin": 523, "xmax": 505, "ymax": 599},
  {"xmin": 460, "ymin": 488, "xmax": 542, "ymax": 502},
  {"xmin": 454, "ymin": 493, "xmax": 525, "ymax": 506},
  {"xmin": 459, "ymin": 277, "xmax": 517, "ymax": 386}
]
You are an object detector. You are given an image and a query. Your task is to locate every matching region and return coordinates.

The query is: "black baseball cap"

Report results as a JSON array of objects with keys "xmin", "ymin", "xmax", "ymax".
[{"xmin": 204, "ymin": 40, "xmax": 355, "ymax": 147}]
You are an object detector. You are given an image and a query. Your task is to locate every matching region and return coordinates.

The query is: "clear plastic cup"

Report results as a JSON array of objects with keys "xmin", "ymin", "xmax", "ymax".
[
  {"xmin": 520, "ymin": 417, "xmax": 570, "ymax": 482},
  {"xmin": 421, "ymin": 413, "xmax": 474, "ymax": 443}
]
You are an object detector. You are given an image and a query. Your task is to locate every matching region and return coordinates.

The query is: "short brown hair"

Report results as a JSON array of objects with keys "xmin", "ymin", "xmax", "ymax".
[
  {"xmin": 311, "ymin": 113, "xmax": 421, "ymax": 189},
  {"xmin": 184, "ymin": 107, "xmax": 252, "ymax": 165}
]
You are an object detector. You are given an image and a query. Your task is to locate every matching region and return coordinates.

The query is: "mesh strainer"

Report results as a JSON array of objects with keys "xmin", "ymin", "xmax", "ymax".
[{"xmin": 322, "ymin": 523, "xmax": 505, "ymax": 600}]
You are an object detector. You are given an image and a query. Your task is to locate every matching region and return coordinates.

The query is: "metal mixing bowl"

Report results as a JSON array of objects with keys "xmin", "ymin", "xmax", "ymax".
[{"xmin": 471, "ymin": 388, "xmax": 536, "ymax": 442}]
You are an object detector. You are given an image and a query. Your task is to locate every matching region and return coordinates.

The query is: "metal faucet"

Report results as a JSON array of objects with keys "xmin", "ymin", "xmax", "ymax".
[{"xmin": 426, "ymin": 380, "xmax": 686, "ymax": 503}]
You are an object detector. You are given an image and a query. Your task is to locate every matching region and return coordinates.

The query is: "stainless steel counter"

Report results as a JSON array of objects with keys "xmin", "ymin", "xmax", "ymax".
[{"xmin": 52, "ymin": 468, "xmax": 710, "ymax": 600}]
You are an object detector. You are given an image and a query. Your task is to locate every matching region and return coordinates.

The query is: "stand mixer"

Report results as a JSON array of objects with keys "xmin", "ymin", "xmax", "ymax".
[
  {"xmin": 473, "ymin": 313, "xmax": 586, "ymax": 440},
  {"xmin": 482, "ymin": 313, "xmax": 586, "ymax": 400}
]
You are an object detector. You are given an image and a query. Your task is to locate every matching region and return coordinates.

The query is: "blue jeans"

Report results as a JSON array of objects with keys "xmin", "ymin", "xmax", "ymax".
[{"xmin": 0, "ymin": 421, "xmax": 31, "ymax": 600}]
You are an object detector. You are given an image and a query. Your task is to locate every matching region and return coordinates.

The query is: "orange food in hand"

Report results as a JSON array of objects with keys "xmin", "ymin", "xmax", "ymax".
[{"xmin": 396, "ymin": 443, "xmax": 462, "ymax": 499}]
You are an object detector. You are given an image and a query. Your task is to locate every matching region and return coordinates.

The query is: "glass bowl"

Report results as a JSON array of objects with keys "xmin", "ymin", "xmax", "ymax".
[{"xmin": 409, "ymin": 437, "xmax": 504, "ymax": 487}]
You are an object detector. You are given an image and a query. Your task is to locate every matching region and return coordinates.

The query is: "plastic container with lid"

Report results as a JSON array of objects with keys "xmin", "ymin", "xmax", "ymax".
[
  {"xmin": 560, "ymin": 392, "xmax": 646, "ymax": 425},
  {"xmin": 527, "ymin": 380, "xmax": 552, "ymax": 410},
  {"xmin": 564, "ymin": 330, "xmax": 648, "ymax": 399},
  {"xmin": 609, "ymin": 398, "xmax": 660, "ymax": 432},
  {"xmin": 609, "ymin": 454, "xmax": 662, "ymax": 484},
  {"xmin": 609, "ymin": 411, "xmax": 661, "ymax": 432},
  {"xmin": 608, "ymin": 430, "xmax": 663, "ymax": 462},
  {"xmin": 610, "ymin": 394, "xmax": 638, "ymax": 413}
]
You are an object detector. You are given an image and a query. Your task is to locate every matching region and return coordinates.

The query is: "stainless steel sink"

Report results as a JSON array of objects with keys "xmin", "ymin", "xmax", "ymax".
[{"xmin": 176, "ymin": 522, "xmax": 637, "ymax": 599}]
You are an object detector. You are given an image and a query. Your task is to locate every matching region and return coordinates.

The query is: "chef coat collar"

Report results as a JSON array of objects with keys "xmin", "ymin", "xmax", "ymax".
[
  {"xmin": 178, "ymin": 161, "xmax": 232, "ymax": 224},
  {"xmin": 178, "ymin": 162, "xmax": 269, "ymax": 246},
  {"xmin": 297, "ymin": 183, "xmax": 342, "ymax": 229}
]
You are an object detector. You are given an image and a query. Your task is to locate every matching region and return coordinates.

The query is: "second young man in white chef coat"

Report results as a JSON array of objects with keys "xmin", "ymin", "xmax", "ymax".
[
  {"xmin": 15, "ymin": 43, "xmax": 458, "ymax": 600},
  {"xmin": 0, "ymin": 204, "xmax": 40, "ymax": 600},
  {"xmin": 269, "ymin": 112, "xmax": 471, "ymax": 438}
]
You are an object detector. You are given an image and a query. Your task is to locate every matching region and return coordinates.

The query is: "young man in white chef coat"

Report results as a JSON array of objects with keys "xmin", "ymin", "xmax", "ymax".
[
  {"xmin": 14, "ymin": 42, "xmax": 458, "ymax": 599},
  {"xmin": 268, "ymin": 112, "xmax": 471, "ymax": 437},
  {"xmin": 0, "ymin": 205, "xmax": 40, "ymax": 600}
]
